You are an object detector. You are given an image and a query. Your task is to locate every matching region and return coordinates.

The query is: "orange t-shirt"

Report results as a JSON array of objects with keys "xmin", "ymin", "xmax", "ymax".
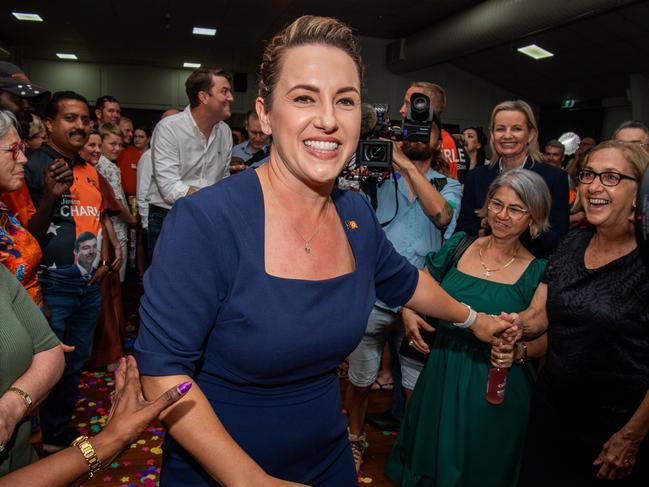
[
  {"xmin": 440, "ymin": 129, "xmax": 461, "ymax": 179},
  {"xmin": 1, "ymin": 184, "xmax": 36, "ymax": 227},
  {"xmin": 116, "ymin": 146, "xmax": 142, "ymax": 196}
]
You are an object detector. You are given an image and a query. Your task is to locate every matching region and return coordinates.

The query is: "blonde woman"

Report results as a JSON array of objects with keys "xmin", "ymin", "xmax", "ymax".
[{"xmin": 457, "ymin": 100, "xmax": 569, "ymax": 258}]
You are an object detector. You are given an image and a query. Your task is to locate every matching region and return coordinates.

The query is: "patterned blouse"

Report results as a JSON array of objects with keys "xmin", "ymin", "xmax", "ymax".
[
  {"xmin": 96, "ymin": 155, "xmax": 128, "ymax": 244},
  {"xmin": 0, "ymin": 201, "xmax": 43, "ymax": 306}
]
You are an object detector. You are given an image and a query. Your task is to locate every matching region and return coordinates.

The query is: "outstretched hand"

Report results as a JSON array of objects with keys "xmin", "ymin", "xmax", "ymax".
[{"xmin": 94, "ymin": 356, "xmax": 191, "ymax": 466}]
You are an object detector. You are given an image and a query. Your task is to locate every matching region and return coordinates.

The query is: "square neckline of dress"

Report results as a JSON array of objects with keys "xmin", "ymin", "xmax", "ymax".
[
  {"xmin": 453, "ymin": 249, "xmax": 541, "ymax": 287},
  {"xmin": 251, "ymin": 169, "xmax": 359, "ymax": 283}
]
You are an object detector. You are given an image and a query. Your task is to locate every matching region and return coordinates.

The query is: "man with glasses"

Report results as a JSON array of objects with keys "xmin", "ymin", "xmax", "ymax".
[
  {"xmin": 231, "ymin": 109, "xmax": 270, "ymax": 168},
  {"xmin": 614, "ymin": 120, "xmax": 649, "ymax": 151}
]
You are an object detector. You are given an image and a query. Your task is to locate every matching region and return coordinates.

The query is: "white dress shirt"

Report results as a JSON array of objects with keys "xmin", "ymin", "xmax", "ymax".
[
  {"xmin": 136, "ymin": 148, "xmax": 152, "ymax": 229},
  {"xmin": 148, "ymin": 105, "xmax": 232, "ymax": 210}
]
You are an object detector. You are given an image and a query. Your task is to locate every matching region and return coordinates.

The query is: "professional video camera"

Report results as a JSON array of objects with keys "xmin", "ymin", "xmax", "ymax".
[
  {"xmin": 636, "ymin": 166, "xmax": 649, "ymax": 264},
  {"xmin": 342, "ymin": 93, "xmax": 434, "ymax": 184}
]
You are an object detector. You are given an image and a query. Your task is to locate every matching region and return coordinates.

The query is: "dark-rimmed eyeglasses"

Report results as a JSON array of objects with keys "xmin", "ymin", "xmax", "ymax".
[
  {"xmin": 487, "ymin": 198, "xmax": 529, "ymax": 220},
  {"xmin": 0, "ymin": 141, "xmax": 27, "ymax": 161},
  {"xmin": 578, "ymin": 169, "xmax": 637, "ymax": 187}
]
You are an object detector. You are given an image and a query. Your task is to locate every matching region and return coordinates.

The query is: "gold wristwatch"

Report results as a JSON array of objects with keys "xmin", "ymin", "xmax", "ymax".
[
  {"xmin": 72, "ymin": 435, "xmax": 102, "ymax": 477},
  {"xmin": 8, "ymin": 386, "xmax": 32, "ymax": 410}
]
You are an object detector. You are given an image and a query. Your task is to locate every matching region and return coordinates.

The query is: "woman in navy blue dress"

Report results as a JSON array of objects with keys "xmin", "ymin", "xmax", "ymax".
[{"xmin": 135, "ymin": 15, "xmax": 513, "ymax": 486}]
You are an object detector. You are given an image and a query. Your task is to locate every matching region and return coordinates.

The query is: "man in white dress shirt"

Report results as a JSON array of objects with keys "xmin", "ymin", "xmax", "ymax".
[
  {"xmin": 135, "ymin": 108, "xmax": 179, "ymax": 262},
  {"xmin": 147, "ymin": 67, "xmax": 234, "ymax": 256}
]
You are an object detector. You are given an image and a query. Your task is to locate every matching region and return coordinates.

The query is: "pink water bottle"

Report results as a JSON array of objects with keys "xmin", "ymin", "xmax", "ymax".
[{"xmin": 486, "ymin": 367, "xmax": 508, "ymax": 405}]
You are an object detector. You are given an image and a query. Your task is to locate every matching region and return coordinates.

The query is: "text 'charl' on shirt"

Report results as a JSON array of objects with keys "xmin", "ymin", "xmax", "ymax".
[{"xmin": 41, "ymin": 163, "xmax": 104, "ymax": 277}]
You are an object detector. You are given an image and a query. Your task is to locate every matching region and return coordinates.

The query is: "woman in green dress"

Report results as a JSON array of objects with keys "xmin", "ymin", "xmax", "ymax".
[{"xmin": 386, "ymin": 168, "xmax": 551, "ymax": 487}]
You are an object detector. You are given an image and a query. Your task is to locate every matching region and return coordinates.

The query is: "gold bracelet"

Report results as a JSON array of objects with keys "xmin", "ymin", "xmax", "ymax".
[
  {"xmin": 8, "ymin": 386, "xmax": 32, "ymax": 410},
  {"xmin": 72, "ymin": 435, "xmax": 102, "ymax": 477}
]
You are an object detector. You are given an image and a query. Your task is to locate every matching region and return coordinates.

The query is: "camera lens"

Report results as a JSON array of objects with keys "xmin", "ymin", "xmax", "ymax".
[
  {"xmin": 412, "ymin": 95, "xmax": 427, "ymax": 113},
  {"xmin": 364, "ymin": 144, "xmax": 386, "ymax": 162}
]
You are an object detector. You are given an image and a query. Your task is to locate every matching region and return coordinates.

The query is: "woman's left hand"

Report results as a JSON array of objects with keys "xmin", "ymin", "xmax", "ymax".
[
  {"xmin": 593, "ymin": 429, "xmax": 640, "ymax": 480},
  {"xmin": 490, "ymin": 338, "xmax": 514, "ymax": 368}
]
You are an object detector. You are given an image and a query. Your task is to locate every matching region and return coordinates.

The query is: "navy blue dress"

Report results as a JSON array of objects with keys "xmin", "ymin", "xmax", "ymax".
[{"xmin": 135, "ymin": 170, "xmax": 418, "ymax": 486}]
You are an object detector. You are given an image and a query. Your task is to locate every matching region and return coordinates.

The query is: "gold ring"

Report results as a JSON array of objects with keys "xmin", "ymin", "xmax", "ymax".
[
  {"xmin": 498, "ymin": 359, "xmax": 503, "ymax": 365},
  {"xmin": 408, "ymin": 340, "xmax": 414, "ymax": 346}
]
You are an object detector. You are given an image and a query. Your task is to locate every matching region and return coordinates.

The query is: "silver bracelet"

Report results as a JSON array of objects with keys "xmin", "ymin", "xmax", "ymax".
[{"xmin": 453, "ymin": 303, "xmax": 477, "ymax": 329}]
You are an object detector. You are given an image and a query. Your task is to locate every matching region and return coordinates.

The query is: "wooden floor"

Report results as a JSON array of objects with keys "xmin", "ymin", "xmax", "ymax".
[{"xmin": 342, "ymin": 382, "xmax": 399, "ymax": 486}]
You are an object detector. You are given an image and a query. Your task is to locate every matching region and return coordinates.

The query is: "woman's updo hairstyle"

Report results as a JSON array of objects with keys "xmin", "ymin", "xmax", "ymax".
[{"xmin": 258, "ymin": 15, "xmax": 363, "ymax": 109}]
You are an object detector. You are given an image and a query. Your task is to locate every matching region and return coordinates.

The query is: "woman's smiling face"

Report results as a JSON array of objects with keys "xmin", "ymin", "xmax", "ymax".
[
  {"xmin": 257, "ymin": 44, "xmax": 361, "ymax": 188},
  {"xmin": 491, "ymin": 110, "xmax": 535, "ymax": 160},
  {"xmin": 580, "ymin": 147, "xmax": 638, "ymax": 230}
]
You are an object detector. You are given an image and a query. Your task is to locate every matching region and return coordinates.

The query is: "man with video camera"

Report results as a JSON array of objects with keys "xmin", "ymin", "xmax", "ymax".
[{"xmin": 346, "ymin": 81, "xmax": 462, "ymax": 472}]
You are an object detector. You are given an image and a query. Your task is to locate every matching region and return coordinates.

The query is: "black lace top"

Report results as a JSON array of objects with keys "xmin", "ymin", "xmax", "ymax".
[{"xmin": 541, "ymin": 229, "xmax": 649, "ymax": 422}]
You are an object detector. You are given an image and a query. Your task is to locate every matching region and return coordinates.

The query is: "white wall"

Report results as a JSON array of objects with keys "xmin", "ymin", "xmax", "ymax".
[
  {"xmin": 23, "ymin": 59, "xmax": 259, "ymax": 112},
  {"xmin": 23, "ymin": 37, "xmax": 522, "ymax": 127}
]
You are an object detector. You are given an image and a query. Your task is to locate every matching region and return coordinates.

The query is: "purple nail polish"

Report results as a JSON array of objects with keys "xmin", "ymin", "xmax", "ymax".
[{"xmin": 177, "ymin": 381, "xmax": 192, "ymax": 394}]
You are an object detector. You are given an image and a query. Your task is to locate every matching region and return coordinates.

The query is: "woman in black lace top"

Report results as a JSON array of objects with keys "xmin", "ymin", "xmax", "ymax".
[{"xmin": 511, "ymin": 140, "xmax": 649, "ymax": 486}]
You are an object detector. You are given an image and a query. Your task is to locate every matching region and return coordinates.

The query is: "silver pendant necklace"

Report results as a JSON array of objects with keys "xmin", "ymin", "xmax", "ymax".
[{"xmin": 280, "ymin": 199, "xmax": 330, "ymax": 254}]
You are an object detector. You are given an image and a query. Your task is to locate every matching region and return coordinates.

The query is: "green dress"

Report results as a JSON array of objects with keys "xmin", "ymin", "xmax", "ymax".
[
  {"xmin": 386, "ymin": 232, "xmax": 547, "ymax": 487},
  {"xmin": 0, "ymin": 265, "xmax": 60, "ymax": 475}
]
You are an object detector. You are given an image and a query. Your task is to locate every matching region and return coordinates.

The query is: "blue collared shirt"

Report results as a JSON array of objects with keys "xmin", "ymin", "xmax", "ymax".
[
  {"xmin": 232, "ymin": 141, "xmax": 270, "ymax": 162},
  {"xmin": 373, "ymin": 168, "xmax": 462, "ymax": 312},
  {"xmin": 375, "ymin": 168, "xmax": 462, "ymax": 270}
]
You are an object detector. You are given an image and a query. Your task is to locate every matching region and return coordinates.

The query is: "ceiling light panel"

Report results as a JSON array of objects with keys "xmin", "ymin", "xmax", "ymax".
[
  {"xmin": 193, "ymin": 27, "xmax": 217, "ymax": 36},
  {"xmin": 56, "ymin": 53, "xmax": 78, "ymax": 60},
  {"xmin": 183, "ymin": 62, "xmax": 201, "ymax": 68},
  {"xmin": 517, "ymin": 44, "xmax": 554, "ymax": 60},
  {"xmin": 12, "ymin": 12, "xmax": 43, "ymax": 21}
]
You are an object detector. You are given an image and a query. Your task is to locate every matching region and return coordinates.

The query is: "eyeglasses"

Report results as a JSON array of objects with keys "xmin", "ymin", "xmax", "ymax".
[
  {"xmin": 0, "ymin": 141, "xmax": 27, "ymax": 161},
  {"xmin": 578, "ymin": 169, "xmax": 637, "ymax": 187},
  {"xmin": 487, "ymin": 199, "xmax": 529, "ymax": 219}
]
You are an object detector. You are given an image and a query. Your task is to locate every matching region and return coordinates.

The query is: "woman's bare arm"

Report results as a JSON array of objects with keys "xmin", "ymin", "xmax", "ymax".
[{"xmin": 140, "ymin": 376, "xmax": 307, "ymax": 487}]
